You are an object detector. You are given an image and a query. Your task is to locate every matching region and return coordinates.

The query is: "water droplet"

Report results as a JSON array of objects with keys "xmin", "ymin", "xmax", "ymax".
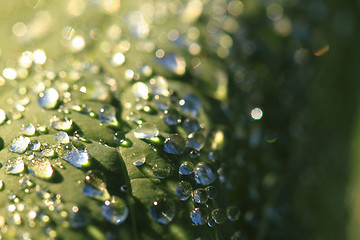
[
  {"xmin": 69, "ymin": 206, "xmax": 91, "ymax": 228},
  {"xmin": 194, "ymin": 162, "xmax": 216, "ymax": 186},
  {"xmin": 179, "ymin": 94, "xmax": 202, "ymax": 117},
  {"xmin": 179, "ymin": 161, "xmax": 194, "ymax": 175},
  {"xmin": 51, "ymin": 117, "xmax": 73, "ymax": 131},
  {"xmin": 28, "ymin": 158, "xmax": 54, "ymax": 179},
  {"xmin": 226, "ymin": 205, "xmax": 240, "ymax": 221},
  {"xmin": 163, "ymin": 108, "xmax": 181, "ymax": 126},
  {"xmin": 193, "ymin": 188, "xmax": 208, "ymax": 204},
  {"xmin": 152, "ymin": 163, "xmax": 171, "ymax": 179},
  {"xmin": 149, "ymin": 199, "xmax": 175, "ymax": 224},
  {"xmin": 186, "ymin": 131, "xmax": 206, "ymax": 151},
  {"xmin": 126, "ymin": 111, "xmax": 142, "ymax": 124},
  {"xmin": 0, "ymin": 180, "xmax": 4, "ymax": 190},
  {"xmin": 63, "ymin": 143, "xmax": 90, "ymax": 168},
  {"xmin": 134, "ymin": 122, "xmax": 159, "ymax": 139},
  {"xmin": 21, "ymin": 123, "xmax": 36, "ymax": 136},
  {"xmin": 132, "ymin": 82, "xmax": 149, "ymax": 99},
  {"xmin": 99, "ymin": 105, "xmax": 118, "ymax": 125},
  {"xmin": 230, "ymin": 231, "xmax": 247, "ymax": 240},
  {"xmin": 5, "ymin": 157, "xmax": 25, "ymax": 174},
  {"xmin": 153, "ymin": 95, "xmax": 170, "ymax": 111},
  {"xmin": 41, "ymin": 148, "xmax": 55, "ymax": 158},
  {"xmin": 176, "ymin": 181, "xmax": 192, "ymax": 201},
  {"xmin": 156, "ymin": 53, "xmax": 186, "ymax": 75},
  {"xmin": 190, "ymin": 207, "xmax": 209, "ymax": 226},
  {"xmin": 102, "ymin": 197, "xmax": 129, "ymax": 225},
  {"xmin": 182, "ymin": 118, "xmax": 200, "ymax": 132},
  {"xmin": 9, "ymin": 136, "xmax": 30, "ymax": 153},
  {"xmin": 55, "ymin": 131, "xmax": 70, "ymax": 144},
  {"xmin": 83, "ymin": 170, "xmax": 110, "ymax": 200},
  {"xmin": 29, "ymin": 140, "xmax": 41, "ymax": 151},
  {"xmin": 38, "ymin": 88, "xmax": 59, "ymax": 109},
  {"xmin": 0, "ymin": 109, "xmax": 6, "ymax": 124},
  {"xmin": 163, "ymin": 134, "xmax": 185, "ymax": 155},
  {"xmin": 205, "ymin": 186, "xmax": 217, "ymax": 199},
  {"xmin": 208, "ymin": 216, "xmax": 217, "ymax": 227},
  {"xmin": 149, "ymin": 76, "xmax": 169, "ymax": 96},
  {"xmin": 80, "ymin": 79, "xmax": 110, "ymax": 102},
  {"xmin": 211, "ymin": 208, "xmax": 227, "ymax": 224},
  {"xmin": 132, "ymin": 153, "xmax": 146, "ymax": 166},
  {"xmin": 189, "ymin": 150, "xmax": 200, "ymax": 159}
]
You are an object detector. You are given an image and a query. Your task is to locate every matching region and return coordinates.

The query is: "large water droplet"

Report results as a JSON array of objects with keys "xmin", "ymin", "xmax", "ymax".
[
  {"xmin": 149, "ymin": 76, "xmax": 169, "ymax": 96},
  {"xmin": 9, "ymin": 136, "xmax": 30, "ymax": 153},
  {"xmin": 152, "ymin": 163, "xmax": 171, "ymax": 179},
  {"xmin": 186, "ymin": 131, "xmax": 206, "ymax": 151},
  {"xmin": 38, "ymin": 88, "xmax": 59, "ymax": 109},
  {"xmin": 176, "ymin": 181, "xmax": 192, "ymax": 201},
  {"xmin": 28, "ymin": 158, "xmax": 54, "ymax": 179},
  {"xmin": 153, "ymin": 95, "xmax": 170, "ymax": 111},
  {"xmin": 179, "ymin": 161, "xmax": 194, "ymax": 175},
  {"xmin": 193, "ymin": 188, "xmax": 208, "ymax": 204},
  {"xmin": 156, "ymin": 53, "xmax": 186, "ymax": 75},
  {"xmin": 83, "ymin": 170, "xmax": 110, "ymax": 200},
  {"xmin": 226, "ymin": 205, "xmax": 240, "ymax": 221},
  {"xmin": 182, "ymin": 118, "xmax": 200, "ymax": 132},
  {"xmin": 163, "ymin": 134, "xmax": 185, "ymax": 155},
  {"xmin": 28, "ymin": 140, "xmax": 41, "ymax": 151},
  {"xmin": 20, "ymin": 123, "xmax": 36, "ymax": 136},
  {"xmin": 211, "ymin": 208, "xmax": 227, "ymax": 224},
  {"xmin": 132, "ymin": 82, "xmax": 149, "ymax": 99},
  {"xmin": 194, "ymin": 162, "xmax": 216, "ymax": 186},
  {"xmin": 149, "ymin": 199, "xmax": 175, "ymax": 224},
  {"xmin": 63, "ymin": 143, "xmax": 90, "ymax": 168},
  {"xmin": 134, "ymin": 123, "xmax": 159, "ymax": 139},
  {"xmin": 0, "ymin": 109, "xmax": 6, "ymax": 124},
  {"xmin": 205, "ymin": 185, "xmax": 217, "ymax": 199},
  {"xmin": 80, "ymin": 79, "xmax": 110, "ymax": 102},
  {"xmin": 51, "ymin": 117, "xmax": 73, "ymax": 131},
  {"xmin": 190, "ymin": 207, "xmax": 209, "ymax": 226},
  {"xmin": 179, "ymin": 94, "xmax": 202, "ymax": 116},
  {"xmin": 69, "ymin": 206, "xmax": 91, "ymax": 228},
  {"xmin": 163, "ymin": 108, "xmax": 181, "ymax": 126},
  {"xmin": 132, "ymin": 153, "xmax": 146, "ymax": 166},
  {"xmin": 99, "ymin": 105, "xmax": 118, "ymax": 125},
  {"xmin": 55, "ymin": 131, "xmax": 70, "ymax": 144},
  {"xmin": 5, "ymin": 157, "xmax": 25, "ymax": 174},
  {"xmin": 102, "ymin": 197, "xmax": 129, "ymax": 225}
]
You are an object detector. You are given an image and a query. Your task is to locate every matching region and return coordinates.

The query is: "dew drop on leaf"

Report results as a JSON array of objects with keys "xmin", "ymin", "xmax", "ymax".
[
  {"xmin": 134, "ymin": 122, "xmax": 159, "ymax": 139},
  {"xmin": 29, "ymin": 140, "xmax": 41, "ymax": 151},
  {"xmin": 182, "ymin": 118, "xmax": 200, "ymax": 132},
  {"xmin": 83, "ymin": 170, "xmax": 110, "ymax": 200},
  {"xmin": 132, "ymin": 153, "xmax": 146, "ymax": 166},
  {"xmin": 226, "ymin": 205, "xmax": 240, "ymax": 221},
  {"xmin": 20, "ymin": 123, "xmax": 36, "ymax": 136},
  {"xmin": 63, "ymin": 143, "xmax": 90, "ymax": 168},
  {"xmin": 152, "ymin": 163, "xmax": 171, "ymax": 179},
  {"xmin": 38, "ymin": 88, "xmax": 59, "ymax": 109},
  {"xmin": 163, "ymin": 134, "xmax": 185, "ymax": 155},
  {"xmin": 163, "ymin": 108, "xmax": 181, "ymax": 126},
  {"xmin": 55, "ymin": 131, "xmax": 70, "ymax": 144},
  {"xmin": 205, "ymin": 185, "xmax": 217, "ymax": 199},
  {"xmin": 211, "ymin": 208, "xmax": 227, "ymax": 224},
  {"xmin": 102, "ymin": 197, "xmax": 129, "ymax": 225},
  {"xmin": 132, "ymin": 82, "xmax": 149, "ymax": 99},
  {"xmin": 9, "ymin": 136, "xmax": 30, "ymax": 153},
  {"xmin": 186, "ymin": 131, "xmax": 206, "ymax": 151},
  {"xmin": 193, "ymin": 188, "xmax": 208, "ymax": 204},
  {"xmin": 149, "ymin": 76, "xmax": 169, "ymax": 96},
  {"xmin": 0, "ymin": 109, "xmax": 6, "ymax": 124},
  {"xmin": 5, "ymin": 157, "xmax": 25, "ymax": 174},
  {"xmin": 194, "ymin": 162, "xmax": 216, "ymax": 186},
  {"xmin": 149, "ymin": 199, "xmax": 176, "ymax": 224},
  {"xmin": 179, "ymin": 94, "xmax": 202, "ymax": 117},
  {"xmin": 69, "ymin": 206, "xmax": 91, "ymax": 228},
  {"xmin": 99, "ymin": 105, "xmax": 118, "ymax": 125},
  {"xmin": 190, "ymin": 206, "xmax": 209, "ymax": 226},
  {"xmin": 51, "ymin": 117, "xmax": 73, "ymax": 131},
  {"xmin": 179, "ymin": 161, "xmax": 194, "ymax": 175},
  {"xmin": 176, "ymin": 181, "xmax": 192, "ymax": 201},
  {"xmin": 28, "ymin": 158, "xmax": 54, "ymax": 180},
  {"xmin": 156, "ymin": 53, "xmax": 186, "ymax": 75}
]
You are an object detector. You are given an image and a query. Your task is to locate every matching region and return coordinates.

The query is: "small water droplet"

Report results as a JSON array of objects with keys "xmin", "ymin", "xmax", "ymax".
[
  {"xmin": 156, "ymin": 53, "xmax": 186, "ymax": 75},
  {"xmin": 176, "ymin": 181, "xmax": 192, "ymax": 201},
  {"xmin": 163, "ymin": 108, "xmax": 181, "ymax": 126},
  {"xmin": 63, "ymin": 143, "xmax": 90, "ymax": 168},
  {"xmin": 99, "ymin": 105, "xmax": 118, "ymax": 125},
  {"xmin": 193, "ymin": 188, "xmax": 208, "ymax": 204},
  {"xmin": 152, "ymin": 163, "xmax": 171, "ymax": 179},
  {"xmin": 0, "ymin": 109, "xmax": 6, "ymax": 124},
  {"xmin": 38, "ymin": 88, "xmax": 59, "ymax": 109},
  {"xmin": 102, "ymin": 197, "xmax": 129, "ymax": 225},
  {"xmin": 20, "ymin": 123, "xmax": 36, "ymax": 136},
  {"xmin": 83, "ymin": 170, "xmax": 110, "ymax": 200},
  {"xmin": 29, "ymin": 140, "xmax": 41, "ymax": 151},
  {"xmin": 28, "ymin": 158, "xmax": 54, "ymax": 179},
  {"xmin": 189, "ymin": 150, "xmax": 200, "ymax": 159},
  {"xmin": 9, "ymin": 136, "xmax": 30, "ymax": 153},
  {"xmin": 179, "ymin": 94, "xmax": 202, "ymax": 116},
  {"xmin": 153, "ymin": 95, "xmax": 170, "ymax": 111},
  {"xmin": 205, "ymin": 186, "xmax": 217, "ymax": 199},
  {"xmin": 194, "ymin": 162, "xmax": 216, "ymax": 186},
  {"xmin": 182, "ymin": 118, "xmax": 200, "ymax": 132},
  {"xmin": 149, "ymin": 199, "xmax": 175, "ymax": 224},
  {"xmin": 179, "ymin": 161, "xmax": 194, "ymax": 175},
  {"xmin": 149, "ymin": 76, "xmax": 169, "ymax": 96},
  {"xmin": 132, "ymin": 153, "xmax": 146, "ymax": 166},
  {"xmin": 186, "ymin": 131, "xmax": 206, "ymax": 151},
  {"xmin": 51, "ymin": 117, "xmax": 73, "ymax": 131},
  {"xmin": 211, "ymin": 208, "xmax": 227, "ymax": 224},
  {"xmin": 163, "ymin": 134, "xmax": 185, "ymax": 155},
  {"xmin": 5, "ymin": 157, "xmax": 25, "ymax": 174},
  {"xmin": 0, "ymin": 180, "xmax": 4, "ymax": 190},
  {"xmin": 190, "ymin": 207, "xmax": 209, "ymax": 226},
  {"xmin": 132, "ymin": 82, "xmax": 149, "ymax": 99},
  {"xmin": 55, "ymin": 131, "xmax": 70, "ymax": 144},
  {"xmin": 208, "ymin": 216, "xmax": 216, "ymax": 227},
  {"xmin": 69, "ymin": 206, "xmax": 91, "ymax": 228},
  {"xmin": 41, "ymin": 148, "xmax": 55, "ymax": 158},
  {"xmin": 226, "ymin": 205, "xmax": 240, "ymax": 221},
  {"xmin": 134, "ymin": 122, "xmax": 159, "ymax": 139}
]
